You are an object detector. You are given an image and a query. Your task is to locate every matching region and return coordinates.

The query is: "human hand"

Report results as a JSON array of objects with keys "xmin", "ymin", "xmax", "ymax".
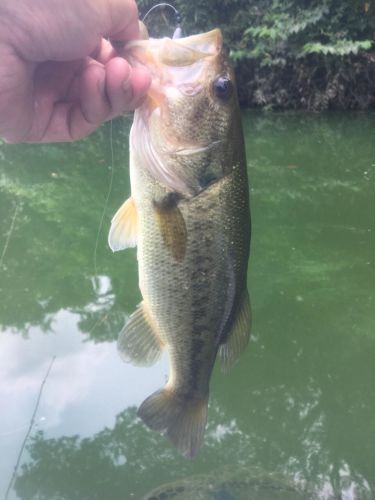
[{"xmin": 0, "ymin": 0, "xmax": 151, "ymax": 143}]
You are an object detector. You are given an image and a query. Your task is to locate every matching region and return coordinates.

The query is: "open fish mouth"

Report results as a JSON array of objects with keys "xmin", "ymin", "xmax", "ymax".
[
  {"xmin": 126, "ymin": 25, "xmax": 235, "ymax": 196},
  {"xmin": 124, "ymin": 28, "xmax": 222, "ymax": 67},
  {"xmin": 123, "ymin": 28, "xmax": 223, "ymax": 92}
]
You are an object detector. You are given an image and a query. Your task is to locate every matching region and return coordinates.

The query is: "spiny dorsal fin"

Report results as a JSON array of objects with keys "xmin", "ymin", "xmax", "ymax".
[
  {"xmin": 108, "ymin": 197, "xmax": 138, "ymax": 252},
  {"xmin": 153, "ymin": 193, "xmax": 187, "ymax": 262},
  {"xmin": 118, "ymin": 302, "xmax": 164, "ymax": 366},
  {"xmin": 219, "ymin": 290, "xmax": 251, "ymax": 372}
]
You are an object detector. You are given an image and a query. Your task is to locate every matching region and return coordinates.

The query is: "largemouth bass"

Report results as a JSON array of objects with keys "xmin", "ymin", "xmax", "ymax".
[{"xmin": 109, "ymin": 26, "xmax": 251, "ymax": 458}]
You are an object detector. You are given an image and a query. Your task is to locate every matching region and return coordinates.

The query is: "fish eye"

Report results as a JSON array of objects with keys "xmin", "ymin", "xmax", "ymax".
[{"xmin": 213, "ymin": 76, "xmax": 233, "ymax": 101}]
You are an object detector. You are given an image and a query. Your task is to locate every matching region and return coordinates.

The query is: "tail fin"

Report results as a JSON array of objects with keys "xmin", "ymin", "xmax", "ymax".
[{"xmin": 138, "ymin": 388, "xmax": 208, "ymax": 459}]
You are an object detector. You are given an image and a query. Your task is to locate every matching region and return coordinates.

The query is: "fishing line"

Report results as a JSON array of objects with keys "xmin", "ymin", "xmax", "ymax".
[
  {"xmin": 93, "ymin": 3, "xmax": 182, "ymax": 286},
  {"xmin": 4, "ymin": 356, "xmax": 56, "ymax": 500},
  {"xmin": 0, "ymin": 202, "xmax": 19, "ymax": 271},
  {"xmin": 142, "ymin": 3, "xmax": 181, "ymax": 23},
  {"xmin": 142, "ymin": 3, "xmax": 182, "ymax": 38},
  {"xmin": 93, "ymin": 119, "xmax": 115, "ymax": 290},
  {"xmin": 87, "ymin": 312, "xmax": 109, "ymax": 336},
  {"xmin": 93, "ymin": 3, "xmax": 183, "ymax": 318},
  {"xmin": 92, "ymin": 117, "xmax": 127, "ymax": 333}
]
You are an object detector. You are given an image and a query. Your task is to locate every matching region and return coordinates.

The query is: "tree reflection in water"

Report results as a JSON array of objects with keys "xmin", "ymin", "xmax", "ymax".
[{"xmin": 14, "ymin": 387, "xmax": 373, "ymax": 499}]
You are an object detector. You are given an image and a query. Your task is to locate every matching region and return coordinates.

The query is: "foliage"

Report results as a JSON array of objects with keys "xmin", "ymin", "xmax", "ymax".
[
  {"xmin": 303, "ymin": 39, "xmax": 373, "ymax": 56},
  {"xmin": 233, "ymin": 0, "xmax": 374, "ymax": 62},
  {"xmin": 138, "ymin": 0, "xmax": 375, "ymax": 110}
]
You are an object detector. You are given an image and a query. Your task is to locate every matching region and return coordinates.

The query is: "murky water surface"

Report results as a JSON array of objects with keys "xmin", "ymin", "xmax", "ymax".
[{"xmin": 0, "ymin": 112, "xmax": 374, "ymax": 499}]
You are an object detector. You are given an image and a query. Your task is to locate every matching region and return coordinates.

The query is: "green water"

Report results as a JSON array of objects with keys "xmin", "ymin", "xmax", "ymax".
[{"xmin": 0, "ymin": 112, "xmax": 374, "ymax": 500}]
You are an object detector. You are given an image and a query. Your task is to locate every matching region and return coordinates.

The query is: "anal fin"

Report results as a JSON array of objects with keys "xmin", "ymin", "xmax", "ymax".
[
  {"xmin": 219, "ymin": 290, "xmax": 251, "ymax": 372},
  {"xmin": 118, "ymin": 302, "xmax": 164, "ymax": 366},
  {"xmin": 108, "ymin": 196, "xmax": 138, "ymax": 252}
]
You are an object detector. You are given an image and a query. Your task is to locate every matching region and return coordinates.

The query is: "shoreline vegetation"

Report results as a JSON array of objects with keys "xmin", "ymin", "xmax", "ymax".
[{"xmin": 139, "ymin": 0, "xmax": 375, "ymax": 110}]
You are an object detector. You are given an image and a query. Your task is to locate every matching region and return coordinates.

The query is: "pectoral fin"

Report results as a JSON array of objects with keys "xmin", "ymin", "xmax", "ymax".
[
  {"xmin": 108, "ymin": 197, "xmax": 138, "ymax": 252},
  {"xmin": 219, "ymin": 290, "xmax": 251, "ymax": 372},
  {"xmin": 118, "ymin": 301, "xmax": 164, "ymax": 366},
  {"xmin": 153, "ymin": 193, "xmax": 187, "ymax": 262}
]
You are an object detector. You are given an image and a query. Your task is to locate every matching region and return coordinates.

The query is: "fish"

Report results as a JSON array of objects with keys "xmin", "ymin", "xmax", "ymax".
[{"xmin": 108, "ymin": 25, "xmax": 251, "ymax": 458}]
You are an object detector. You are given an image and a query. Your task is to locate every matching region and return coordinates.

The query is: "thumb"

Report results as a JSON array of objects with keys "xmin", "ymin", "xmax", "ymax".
[{"xmin": 101, "ymin": 0, "xmax": 140, "ymax": 41}]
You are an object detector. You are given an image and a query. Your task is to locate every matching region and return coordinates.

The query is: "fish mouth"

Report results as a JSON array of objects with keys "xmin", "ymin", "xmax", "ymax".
[
  {"xmin": 123, "ymin": 29, "xmax": 223, "ymax": 100},
  {"xmin": 124, "ymin": 28, "xmax": 222, "ymax": 67},
  {"xmin": 128, "ymin": 28, "xmax": 226, "ymax": 195}
]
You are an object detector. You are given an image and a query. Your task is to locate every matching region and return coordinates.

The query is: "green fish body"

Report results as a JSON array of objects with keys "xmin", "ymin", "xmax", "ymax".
[{"xmin": 109, "ymin": 27, "xmax": 251, "ymax": 458}]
